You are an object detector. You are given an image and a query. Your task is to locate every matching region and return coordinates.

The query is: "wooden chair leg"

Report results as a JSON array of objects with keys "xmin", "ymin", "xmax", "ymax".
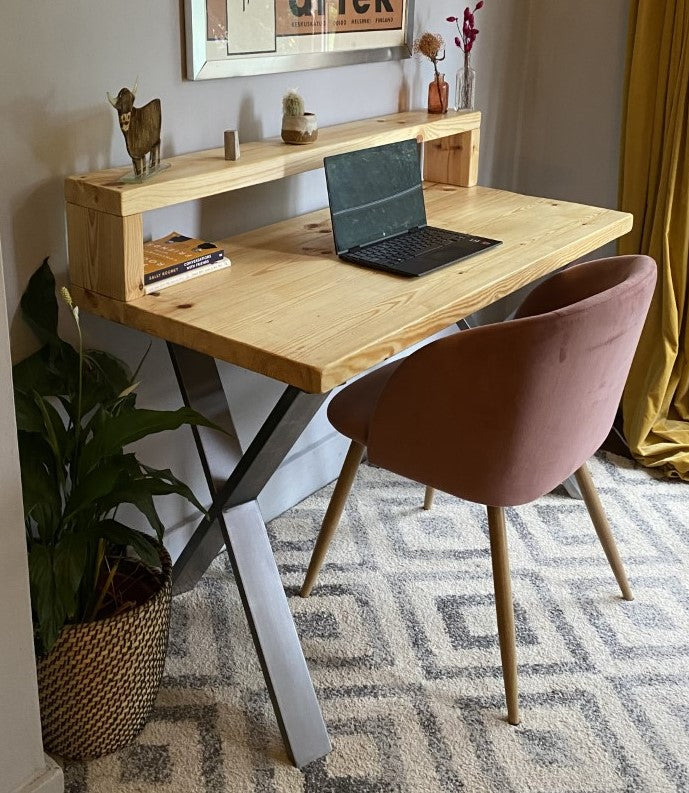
[
  {"xmin": 423, "ymin": 486, "xmax": 435, "ymax": 510},
  {"xmin": 574, "ymin": 462, "xmax": 634, "ymax": 601},
  {"xmin": 487, "ymin": 505, "xmax": 521, "ymax": 726},
  {"xmin": 300, "ymin": 440, "xmax": 366, "ymax": 598}
]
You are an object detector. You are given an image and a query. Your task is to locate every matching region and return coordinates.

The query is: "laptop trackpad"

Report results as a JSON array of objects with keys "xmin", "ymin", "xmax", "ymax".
[
  {"xmin": 428, "ymin": 247, "xmax": 463, "ymax": 262},
  {"xmin": 400, "ymin": 240, "xmax": 495, "ymax": 275},
  {"xmin": 400, "ymin": 245, "xmax": 473, "ymax": 276}
]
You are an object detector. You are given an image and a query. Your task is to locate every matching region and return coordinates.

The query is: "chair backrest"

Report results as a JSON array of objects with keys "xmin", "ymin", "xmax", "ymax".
[{"xmin": 367, "ymin": 255, "xmax": 657, "ymax": 506}]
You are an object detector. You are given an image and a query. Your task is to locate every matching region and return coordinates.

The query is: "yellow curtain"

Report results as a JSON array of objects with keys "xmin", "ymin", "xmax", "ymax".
[{"xmin": 620, "ymin": 0, "xmax": 689, "ymax": 480}]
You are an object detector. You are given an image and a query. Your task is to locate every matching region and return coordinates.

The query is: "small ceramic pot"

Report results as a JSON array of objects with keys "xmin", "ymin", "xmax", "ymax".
[{"xmin": 281, "ymin": 112, "xmax": 318, "ymax": 145}]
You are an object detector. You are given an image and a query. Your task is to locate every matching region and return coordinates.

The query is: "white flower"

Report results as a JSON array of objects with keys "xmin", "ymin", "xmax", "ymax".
[{"xmin": 60, "ymin": 286, "xmax": 74, "ymax": 309}]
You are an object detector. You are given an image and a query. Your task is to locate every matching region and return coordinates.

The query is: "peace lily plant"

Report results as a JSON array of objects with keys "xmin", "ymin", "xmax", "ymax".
[{"xmin": 13, "ymin": 259, "xmax": 216, "ymax": 654}]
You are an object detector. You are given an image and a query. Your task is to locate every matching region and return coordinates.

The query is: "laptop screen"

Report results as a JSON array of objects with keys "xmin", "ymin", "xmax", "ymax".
[{"xmin": 324, "ymin": 139, "xmax": 427, "ymax": 254}]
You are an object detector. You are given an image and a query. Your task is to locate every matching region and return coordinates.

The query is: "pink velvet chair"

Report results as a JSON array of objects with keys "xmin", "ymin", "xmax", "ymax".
[{"xmin": 300, "ymin": 255, "xmax": 657, "ymax": 726}]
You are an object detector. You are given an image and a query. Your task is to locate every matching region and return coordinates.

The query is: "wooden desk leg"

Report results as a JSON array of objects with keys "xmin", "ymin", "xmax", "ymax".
[{"xmin": 167, "ymin": 343, "xmax": 331, "ymax": 768}]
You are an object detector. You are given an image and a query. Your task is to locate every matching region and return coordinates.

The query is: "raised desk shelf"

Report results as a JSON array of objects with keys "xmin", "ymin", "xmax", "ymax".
[{"xmin": 65, "ymin": 110, "xmax": 481, "ymax": 302}]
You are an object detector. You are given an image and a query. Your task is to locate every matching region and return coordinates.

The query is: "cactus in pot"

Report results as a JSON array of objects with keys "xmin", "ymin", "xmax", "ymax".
[{"xmin": 281, "ymin": 89, "xmax": 318, "ymax": 145}]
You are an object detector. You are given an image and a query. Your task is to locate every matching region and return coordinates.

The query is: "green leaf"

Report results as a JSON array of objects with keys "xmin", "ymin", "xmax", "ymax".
[
  {"xmin": 63, "ymin": 459, "xmax": 126, "ymax": 521},
  {"xmin": 28, "ymin": 544, "xmax": 66, "ymax": 653},
  {"xmin": 86, "ymin": 520, "xmax": 162, "ymax": 568},
  {"xmin": 12, "ymin": 345, "xmax": 65, "ymax": 397},
  {"xmin": 50, "ymin": 340, "xmax": 81, "ymax": 395},
  {"xmin": 97, "ymin": 454, "xmax": 205, "ymax": 542},
  {"xmin": 20, "ymin": 259, "xmax": 59, "ymax": 348},
  {"xmin": 13, "ymin": 340, "xmax": 81, "ymax": 423},
  {"xmin": 86, "ymin": 349, "xmax": 132, "ymax": 390},
  {"xmin": 141, "ymin": 463, "xmax": 207, "ymax": 515},
  {"xmin": 32, "ymin": 392, "xmax": 68, "ymax": 470},
  {"xmin": 79, "ymin": 407, "xmax": 221, "ymax": 476},
  {"xmin": 101, "ymin": 480, "xmax": 166, "ymax": 540},
  {"xmin": 81, "ymin": 350, "xmax": 133, "ymax": 413},
  {"xmin": 56, "ymin": 535, "xmax": 88, "ymax": 591},
  {"xmin": 53, "ymin": 535, "xmax": 88, "ymax": 618},
  {"xmin": 18, "ymin": 434, "xmax": 61, "ymax": 542},
  {"xmin": 28, "ymin": 544, "xmax": 54, "ymax": 599},
  {"xmin": 111, "ymin": 392, "xmax": 137, "ymax": 416},
  {"xmin": 13, "ymin": 389, "xmax": 45, "ymax": 433}
]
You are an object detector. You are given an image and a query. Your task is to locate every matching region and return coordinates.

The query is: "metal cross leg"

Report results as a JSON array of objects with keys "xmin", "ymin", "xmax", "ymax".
[{"xmin": 167, "ymin": 343, "xmax": 331, "ymax": 769}]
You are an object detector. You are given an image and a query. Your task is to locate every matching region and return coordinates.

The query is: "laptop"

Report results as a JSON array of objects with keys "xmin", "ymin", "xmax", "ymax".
[{"xmin": 324, "ymin": 138, "xmax": 501, "ymax": 276}]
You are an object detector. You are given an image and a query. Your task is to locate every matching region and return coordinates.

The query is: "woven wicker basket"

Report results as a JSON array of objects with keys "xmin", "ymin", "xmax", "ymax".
[{"xmin": 36, "ymin": 547, "xmax": 172, "ymax": 760}]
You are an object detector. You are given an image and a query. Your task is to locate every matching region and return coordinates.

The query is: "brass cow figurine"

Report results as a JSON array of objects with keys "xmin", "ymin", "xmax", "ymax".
[{"xmin": 107, "ymin": 80, "xmax": 161, "ymax": 177}]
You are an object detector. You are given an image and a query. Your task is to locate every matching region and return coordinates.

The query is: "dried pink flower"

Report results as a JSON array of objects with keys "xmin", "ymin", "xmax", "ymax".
[{"xmin": 450, "ymin": 2, "xmax": 484, "ymax": 55}]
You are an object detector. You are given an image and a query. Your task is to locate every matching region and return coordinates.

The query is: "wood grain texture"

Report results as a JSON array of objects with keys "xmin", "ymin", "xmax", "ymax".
[
  {"xmin": 423, "ymin": 128, "xmax": 480, "ymax": 187},
  {"xmin": 64, "ymin": 110, "xmax": 481, "ymax": 216},
  {"xmin": 301, "ymin": 440, "xmax": 366, "ymax": 598},
  {"xmin": 66, "ymin": 204, "xmax": 143, "ymax": 301},
  {"xmin": 574, "ymin": 463, "xmax": 634, "ymax": 601},
  {"xmin": 69, "ymin": 185, "xmax": 633, "ymax": 393},
  {"xmin": 487, "ymin": 505, "xmax": 520, "ymax": 726}
]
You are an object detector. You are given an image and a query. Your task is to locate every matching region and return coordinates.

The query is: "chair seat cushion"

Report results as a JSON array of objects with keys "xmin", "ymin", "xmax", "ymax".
[{"xmin": 327, "ymin": 359, "xmax": 404, "ymax": 445}]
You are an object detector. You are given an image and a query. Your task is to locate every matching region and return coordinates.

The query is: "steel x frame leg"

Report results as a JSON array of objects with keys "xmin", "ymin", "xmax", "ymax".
[{"xmin": 167, "ymin": 343, "xmax": 331, "ymax": 768}]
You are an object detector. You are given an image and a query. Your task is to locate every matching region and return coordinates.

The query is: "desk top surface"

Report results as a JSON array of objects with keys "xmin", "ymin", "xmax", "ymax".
[{"xmin": 70, "ymin": 184, "xmax": 632, "ymax": 394}]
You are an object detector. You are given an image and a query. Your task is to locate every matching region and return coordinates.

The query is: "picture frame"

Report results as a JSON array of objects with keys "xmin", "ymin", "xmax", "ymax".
[{"xmin": 184, "ymin": 0, "xmax": 415, "ymax": 80}]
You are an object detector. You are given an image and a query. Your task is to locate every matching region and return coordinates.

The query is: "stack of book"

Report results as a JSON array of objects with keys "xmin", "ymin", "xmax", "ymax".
[{"xmin": 143, "ymin": 232, "xmax": 230, "ymax": 293}]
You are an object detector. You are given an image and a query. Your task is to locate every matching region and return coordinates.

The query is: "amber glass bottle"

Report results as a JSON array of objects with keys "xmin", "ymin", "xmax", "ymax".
[{"xmin": 427, "ymin": 74, "xmax": 449, "ymax": 114}]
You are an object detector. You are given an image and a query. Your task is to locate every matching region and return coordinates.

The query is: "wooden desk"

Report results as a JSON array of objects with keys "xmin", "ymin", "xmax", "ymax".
[
  {"xmin": 71, "ymin": 184, "xmax": 630, "ymax": 393},
  {"xmin": 66, "ymin": 111, "xmax": 632, "ymax": 769}
]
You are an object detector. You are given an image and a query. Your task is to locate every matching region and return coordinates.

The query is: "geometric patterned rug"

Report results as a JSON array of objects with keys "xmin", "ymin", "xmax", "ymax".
[{"xmin": 62, "ymin": 452, "xmax": 689, "ymax": 792}]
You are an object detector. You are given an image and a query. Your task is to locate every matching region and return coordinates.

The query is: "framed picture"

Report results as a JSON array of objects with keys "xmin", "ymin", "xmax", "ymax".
[{"xmin": 184, "ymin": 0, "xmax": 415, "ymax": 80}]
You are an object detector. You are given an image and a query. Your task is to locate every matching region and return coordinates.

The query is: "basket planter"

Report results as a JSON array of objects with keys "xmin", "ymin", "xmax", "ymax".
[{"xmin": 36, "ymin": 547, "xmax": 172, "ymax": 760}]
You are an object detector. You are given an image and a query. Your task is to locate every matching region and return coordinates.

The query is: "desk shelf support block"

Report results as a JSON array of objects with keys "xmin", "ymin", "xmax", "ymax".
[
  {"xmin": 167, "ymin": 343, "xmax": 331, "ymax": 768},
  {"xmin": 423, "ymin": 128, "xmax": 480, "ymax": 187},
  {"xmin": 67, "ymin": 203, "xmax": 143, "ymax": 301}
]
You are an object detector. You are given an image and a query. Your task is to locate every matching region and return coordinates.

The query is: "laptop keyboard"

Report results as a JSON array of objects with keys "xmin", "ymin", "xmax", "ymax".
[{"xmin": 352, "ymin": 226, "xmax": 461, "ymax": 264}]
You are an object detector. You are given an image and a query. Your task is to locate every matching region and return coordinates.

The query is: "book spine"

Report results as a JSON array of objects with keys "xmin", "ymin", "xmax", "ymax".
[
  {"xmin": 144, "ymin": 258, "xmax": 231, "ymax": 294},
  {"xmin": 143, "ymin": 249, "xmax": 224, "ymax": 284}
]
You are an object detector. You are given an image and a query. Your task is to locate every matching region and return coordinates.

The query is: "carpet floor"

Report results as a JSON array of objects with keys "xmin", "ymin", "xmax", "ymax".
[{"xmin": 62, "ymin": 452, "xmax": 689, "ymax": 792}]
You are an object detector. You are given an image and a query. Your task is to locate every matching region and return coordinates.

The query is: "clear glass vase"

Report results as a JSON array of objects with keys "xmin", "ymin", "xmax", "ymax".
[
  {"xmin": 427, "ymin": 74, "xmax": 449, "ymax": 114},
  {"xmin": 455, "ymin": 64, "xmax": 476, "ymax": 111}
]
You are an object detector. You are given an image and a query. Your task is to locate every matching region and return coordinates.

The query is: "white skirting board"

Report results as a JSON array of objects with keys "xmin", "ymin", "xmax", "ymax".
[{"xmin": 10, "ymin": 757, "xmax": 63, "ymax": 793}]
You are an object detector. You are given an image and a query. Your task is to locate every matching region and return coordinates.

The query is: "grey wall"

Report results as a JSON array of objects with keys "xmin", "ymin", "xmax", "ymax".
[
  {"xmin": 516, "ymin": 0, "xmax": 630, "ymax": 208},
  {"xmin": 474, "ymin": 0, "xmax": 631, "ymax": 324}
]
